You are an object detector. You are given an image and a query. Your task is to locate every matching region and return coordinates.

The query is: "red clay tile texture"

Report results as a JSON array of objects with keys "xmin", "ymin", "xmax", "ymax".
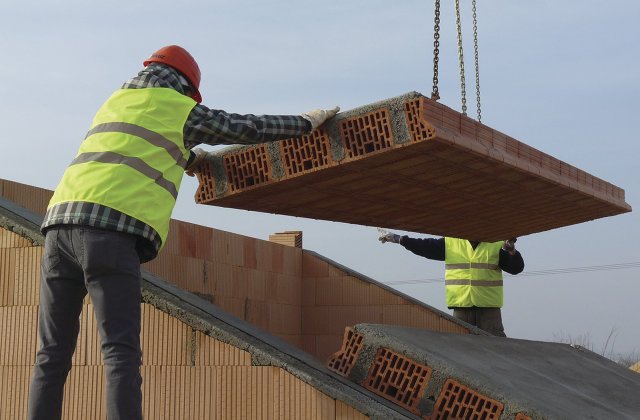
[
  {"xmin": 339, "ymin": 109, "xmax": 394, "ymax": 159},
  {"xmin": 194, "ymin": 159, "xmax": 217, "ymax": 202},
  {"xmin": 430, "ymin": 378, "xmax": 503, "ymax": 420},
  {"xmin": 279, "ymin": 129, "xmax": 333, "ymax": 176},
  {"xmin": 404, "ymin": 98, "xmax": 436, "ymax": 143},
  {"xmin": 326, "ymin": 327, "xmax": 365, "ymax": 378},
  {"xmin": 224, "ymin": 144, "xmax": 272, "ymax": 192},
  {"xmin": 363, "ymin": 347, "xmax": 432, "ymax": 416}
]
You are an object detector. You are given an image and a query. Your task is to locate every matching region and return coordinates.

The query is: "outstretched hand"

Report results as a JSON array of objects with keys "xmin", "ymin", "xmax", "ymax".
[
  {"xmin": 301, "ymin": 106, "xmax": 340, "ymax": 130},
  {"xmin": 377, "ymin": 228, "xmax": 401, "ymax": 244}
]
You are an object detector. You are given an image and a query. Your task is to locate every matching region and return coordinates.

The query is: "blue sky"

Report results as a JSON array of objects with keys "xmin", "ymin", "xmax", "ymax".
[{"xmin": 1, "ymin": 1, "xmax": 639, "ymax": 356}]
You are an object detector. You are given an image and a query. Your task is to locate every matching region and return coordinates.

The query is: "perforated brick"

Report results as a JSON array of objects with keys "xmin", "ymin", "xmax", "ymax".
[
  {"xmin": 339, "ymin": 109, "xmax": 393, "ymax": 159},
  {"xmin": 327, "ymin": 327, "xmax": 365, "ymax": 377},
  {"xmin": 195, "ymin": 161, "xmax": 216, "ymax": 202},
  {"xmin": 223, "ymin": 145, "xmax": 271, "ymax": 192},
  {"xmin": 404, "ymin": 98, "xmax": 436, "ymax": 143},
  {"xmin": 431, "ymin": 378, "xmax": 503, "ymax": 420},
  {"xmin": 279, "ymin": 128, "xmax": 333, "ymax": 176},
  {"xmin": 364, "ymin": 347, "xmax": 432, "ymax": 415},
  {"xmin": 514, "ymin": 413, "xmax": 532, "ymax": 420}
]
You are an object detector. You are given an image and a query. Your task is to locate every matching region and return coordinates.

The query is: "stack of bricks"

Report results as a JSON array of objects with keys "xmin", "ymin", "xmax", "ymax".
[
  {"xmin": 193, "ymin": 92, "xmax": 631, "ymax": 242},
  {"xmin": 268, "ymin": 231, "xmax": 303, "ymax": 248}
]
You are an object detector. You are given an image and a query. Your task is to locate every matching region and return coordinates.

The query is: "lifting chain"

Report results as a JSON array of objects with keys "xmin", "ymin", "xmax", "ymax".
[
  {"xmin": 472, "ymin": 0, "xmax": 482, "ymax": 122},
  {"xmin": 431, "ymin": 0, "xmax": 441, "ymax": 100},
  {"xmin": 454, "ymin": 0, "xmax": 467, "ymax": 116}
]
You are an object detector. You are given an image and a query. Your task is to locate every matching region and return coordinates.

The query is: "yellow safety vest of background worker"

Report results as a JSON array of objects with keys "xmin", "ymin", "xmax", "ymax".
[{"xmin": 379, "ymin": 232, "xmax": 524, "ymax": 337}]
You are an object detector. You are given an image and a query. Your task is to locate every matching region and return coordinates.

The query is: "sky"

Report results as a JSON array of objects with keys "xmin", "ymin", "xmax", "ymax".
[{"xmin": 1, "ymin": 1, "xmax": 639, "ymax": 358}]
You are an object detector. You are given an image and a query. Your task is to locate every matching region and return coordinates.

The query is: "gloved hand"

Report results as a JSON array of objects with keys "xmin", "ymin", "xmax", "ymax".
[
  {"xmin": 377, "ymin": 228, "xmax": 402, "ymax": 244},
  {"xmin": 301, "ymin": 106, "xmax": 340, "ymax": 131},
  {"xmin": 502, "ymin": 238, "xmax": 517, "ymax": 255},
  {"xmin": 185, "ymin": 148, "xmax": 207, "ymax": 177}
]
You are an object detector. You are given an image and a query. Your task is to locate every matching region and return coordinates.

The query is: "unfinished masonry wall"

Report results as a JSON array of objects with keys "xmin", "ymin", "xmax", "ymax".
[
  {"xmin": 301, "ymin": 251, "xmax": 470, "ymax": 362},
  {"xmin": 0, "ymin": 177, "xmax": 471, "ymax": 365},
  {"xmin": 0, "ymin": 225, "xmax": 370, "ymax": 419}
]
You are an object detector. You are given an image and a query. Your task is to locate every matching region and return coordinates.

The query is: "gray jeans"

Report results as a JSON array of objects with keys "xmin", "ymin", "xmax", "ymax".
[
  {"xmin": 453, "ymin": 307, "xmax": 507, "ymax": 337},
  {"xmin": 28, "ymin": 226, "xmax": 143, "ymax": 420}
]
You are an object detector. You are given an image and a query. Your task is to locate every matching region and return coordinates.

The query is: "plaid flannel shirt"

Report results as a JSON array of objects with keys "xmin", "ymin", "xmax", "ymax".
[{"xmin": 42, "ymin": 64, "xmax": 311, "ymax": 262}]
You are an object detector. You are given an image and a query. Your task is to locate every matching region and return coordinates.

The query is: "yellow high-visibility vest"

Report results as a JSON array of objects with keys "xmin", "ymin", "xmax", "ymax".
[
  {"xmin": 48, "ymin": 88, "xmax": 196, "ymax": 248},
  {"xmin": 444, "ymin": 238, "xmax": 504, "ymax": 307}
]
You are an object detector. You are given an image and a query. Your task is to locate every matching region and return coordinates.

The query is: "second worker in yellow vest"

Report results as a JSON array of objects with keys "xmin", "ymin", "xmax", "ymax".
[{"xmin": 379, "ymin": 232, "xmax": 524, "ymax": 337}]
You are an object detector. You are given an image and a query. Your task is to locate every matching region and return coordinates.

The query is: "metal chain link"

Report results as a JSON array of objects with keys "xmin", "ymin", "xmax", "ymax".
[
  {"xmin": 454, "ymin": 0, "xmax": 467, "ymax": 115},
  {"xmin": 431, "ymin": 0, "xmax": 441, "ymax": 100},
  {"xmin": 472, "ymin": 0, "xmax": 482, "ymax": 122}
]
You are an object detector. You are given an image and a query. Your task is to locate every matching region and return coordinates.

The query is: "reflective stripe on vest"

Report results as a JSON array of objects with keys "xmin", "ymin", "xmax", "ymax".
[
  {"xmin": 85, "ymin": 122, "xmax": 189, "ymax": 169},
  {"xmin": 444, "ymin": 238, "xmax": 504, "ymax": 308},
  {"xmin": 69, "ymin": 151, "xmax": 180, "ymax": 199},
  {"xmin": 47, "ymin": 88, "xmax": 196, "ymax": 248}
]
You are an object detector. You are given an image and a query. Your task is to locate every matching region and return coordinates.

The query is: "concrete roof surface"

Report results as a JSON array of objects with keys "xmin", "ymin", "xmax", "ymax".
[{"xmin": 352, "ymin": 323, "xmax": 640, "ymax": 419}]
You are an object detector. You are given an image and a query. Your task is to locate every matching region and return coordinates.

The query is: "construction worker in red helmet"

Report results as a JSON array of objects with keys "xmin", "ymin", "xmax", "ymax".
[{"xmin": 28, "ymin": 45, "xmax": 339, "ymax": 420}]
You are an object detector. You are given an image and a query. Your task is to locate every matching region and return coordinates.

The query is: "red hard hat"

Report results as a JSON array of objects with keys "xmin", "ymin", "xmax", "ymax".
[{"xmin": 143, "ymin": 45, "xmax": 202, "ymax": 103}]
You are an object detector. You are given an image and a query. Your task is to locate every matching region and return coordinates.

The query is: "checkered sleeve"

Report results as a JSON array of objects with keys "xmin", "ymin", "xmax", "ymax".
[{"xmin": 183, "ymin": 104, "xmax": 311, "ymax": 149}]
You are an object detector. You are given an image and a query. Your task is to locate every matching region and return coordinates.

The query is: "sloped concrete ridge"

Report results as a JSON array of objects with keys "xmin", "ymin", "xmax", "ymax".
[
  {"xmin": 193, "ymin": 92, "xmax": 631, "ymax": 242},
  {"xmin": 342, "ymin": 324, "xmax": 640, "ymax": 419}
]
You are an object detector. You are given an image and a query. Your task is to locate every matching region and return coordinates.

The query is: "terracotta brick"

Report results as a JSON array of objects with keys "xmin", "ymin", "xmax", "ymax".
[
  {"xmin": 279, "ymin": 128, "xmax": 333, "ymax": 177},
  {"xmin": 315, "ymin": 276, "xmax": 344, "ymax": 306},
  {"xmin": 301, "ymin": 276, "xmax": 316, "ymax": 306},
  {"xmin": 326, "ymin": 327, "xmax": 365, "ymax": 378},
  {"xmin": 315, "ymin": 334, "xmax": 344, "ymax": 363},
  {"xmin": 271, "ymin": 244, "xmax": 284, "ymax": 273},
  {"xmin": 247, "ymin": 270, "xmax": 266, "ymax": 301},
  {"xmin": 341, "ymin": 276, "xmax": 371, "ymax": 305},
  {"xmin": 339, "ymin": 108, "xmax": 394, "ymax": 160},
  {"xmin": 231, "ymin": 265, "xmax": 249, "ymax": 299},
  {"xmin": 364, "ymin": 347, "xmax": 432, "ymax": 416},
  {"xmin": 0, "ymin": 229, "xmax": 31, "ymax": 248},
  {"xmin": 302, "ymin": 252, "xmax": 329, "ymax": 277},
  {"xmin": 243, "ymin": 237, "xmax": 258, "ymax": 270},
  {"xmin": 301, "ymin": 306, "xmax": 331, "ymax": 335},
  {"xmin": 224, "ymin": 144, "xmax": 272, "ymax": 193},
  {"xmin": 431, "ymin": 378, "xmax": 504, "ymax": 419}
]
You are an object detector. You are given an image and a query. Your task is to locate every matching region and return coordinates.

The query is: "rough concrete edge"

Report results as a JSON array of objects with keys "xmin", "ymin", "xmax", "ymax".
[
  {"xmin": 303, "ymin": 249, "xmax": 488, "ymax": 337},
  {"xmin": 141, "ymin": 272, "xmax": 418, "ymax": 420},
  {"xmin": 0, "ymin": 197, "xmax": 44, "ymax": 245},
  {"xmin": 267, "ymin": 142, "xmax": 285, "ymax": 180},
  {"xmin": 199, "ymin": 152, "xmax": 228, "ymax": 198}
]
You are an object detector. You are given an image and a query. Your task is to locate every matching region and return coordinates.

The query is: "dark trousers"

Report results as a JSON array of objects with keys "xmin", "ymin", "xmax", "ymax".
[
  {"xmin": 28, "ymin": 226, "xmax": 143, "ymax": 420},
  {"xmin": 453, "ymin": 307, "xmax": 507, "ymax": 337}
]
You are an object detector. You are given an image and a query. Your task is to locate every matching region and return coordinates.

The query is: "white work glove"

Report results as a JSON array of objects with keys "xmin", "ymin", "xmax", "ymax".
[
  {"xmin": 185, "ymin": 148, "xmax": 207, "ymax": 177},
  {"xmin": 301, "ymin": 106, "xmax": 340, "ymax": 130},
  {"xmin": 502, "ymin": 238, "xmax": 517, "ymax": 255},
  {"xmin": 377, "ymin": 227, "xmax": 402, "ymax": 244}
]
